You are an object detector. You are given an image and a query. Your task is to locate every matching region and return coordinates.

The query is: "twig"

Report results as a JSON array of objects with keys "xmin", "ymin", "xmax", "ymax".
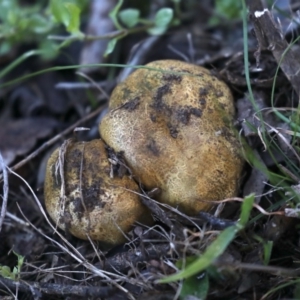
[
  {"xmin": 214, "ymin": 262, "xmax": 299, "ymax": 276},
  {"xmin": 0, "ymin": 276, "xmax": 117, "ymax": 298},
  {"xmin": 191, "ymin": 212, "xmax": 236, "ymax": 230},
  {"xmin": 48, "ymin": 30, "xmax": 126, "ymax": 41},
  {"xmin": 55, "ymin": 80, "xmax": 115, "ymax": 90},
  {"xmin": 49, "ymin": 25, "xmax": 152, "ymax": 43},
  {"xmin": 117, "ymin": 36, "xmax": 160, "ymax": 82},
  {"xmin": 0, "ymin": 104, "xmax": 105, "ymax": 183},
  {"xmin": 76, "ymin": 72, "xmax": 110, "ymax": 99},
  {"xmin": 101, "ymin": 243, "xmax": 170, "ymax": 273},
  {"xmin": 5, "ymin": 211, "xmax": 29, "ymax": 227},
  {"xmin": 9, "ymin": 168, "xmax": 135, "ymax": 299},
  {"xmin": 0, "ymin": 152, "xmax": 9, "ymax": 232}
]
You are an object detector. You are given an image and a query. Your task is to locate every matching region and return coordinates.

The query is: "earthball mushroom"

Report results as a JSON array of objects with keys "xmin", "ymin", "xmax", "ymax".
[
  {"xmin": 99, "ymin": 60, "xmax": 244, "ymax": 215},
  {"xmin": 44, "ymin": 139, "xmax": 150, "ymax": 245}
]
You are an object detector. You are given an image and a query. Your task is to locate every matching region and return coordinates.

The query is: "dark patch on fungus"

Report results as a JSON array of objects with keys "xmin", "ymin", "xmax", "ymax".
[
  {"xmin": 121, "ymin": 87, "xmax": 133, "ymax": 99},
  {"xmin": 72, "ymin": 197, "xmax": 84, "ymax": 217},
  {"xmin": 220, "ymin": 126, "xmax": 234, "ymax": 141},
  {"xmin": 146, "ymin": 139, "xmax": 160, "ymax": 156},
  {"xmin": 219, "ymin": 103, "xmax": 226, "ymax": 111},
  {"xmin": 83, "ymin": 186, "xmax": 106, "ymax": 212},
  {"xmin": 151, "ymin": 84, "xmax": 172, "ymax": 116},
  {"xmin": 105, "ymin": 146, "xmax": 129, "ymax": 178},
  {"xmin": 61, "ymin": 211, "xmax": 73, "ymax": 228},
  {"xmin": 83, "ymin": 181, "xmax": 106, "ymax": 212},
  {"xmin": 155, "ymin": 84, "xmax": 171, "ymax": 102},
  {"xmin": 180, "ymin": 69, "xmax": 192, "ymax": 74},
  {"xmin": 216, "ymin": 91, "xmax": 224, "ymax": 97},
  {"xmin": 85, "ymin": 186, "xmax": 99, "ymax": 200},
  {"xmin": 199, "ymin": 87, "xmax": 209, "ymax": 97},
  {"xmin": 191, "ymin": 108, "xmax": 202, "ymax": 117},
  {"xmin": 150, "ymin": 113, "xmax": 157, "ymax": 122},
  {"xmin": 67, "ymin": 148, "xmax": 83, "ymax": 174},
  {"xmin": 205, "ymin": 82, "xmax": 214, "ymax": 91},
  {"xmin": 67, "ymin": 177, "xmax": 106, "ymax": 217},
  {"xmin": 167, "ymin": 123, "xmax": 179, "ymax": 138},
  {"xmin": 216, "ymin": 169, "xmax": 224, "ymax": 176},
  {"xmin": 162, "ymin": 73, "xmax": 182, "ymax": 83},
  {"xmin": 176, "ymin": 108, "xmax": 190, "ymax": 124},
  {"xmin": 122, "ymin": 97, "xmax": 140, "ymax": 111},
  {"xmin": 176, "ymin": 106, "xmax": 202, "ymax": 125},
  {"xmin": 199, "ymin": 98, "xmax": 206, "ymax": 107},
  {"xmin": 65, "ymin": 181, "xmax": 78, "ymax": 197}
]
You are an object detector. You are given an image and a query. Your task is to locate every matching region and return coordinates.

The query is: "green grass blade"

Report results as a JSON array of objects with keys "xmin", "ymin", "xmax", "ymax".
[
  {"xmin": 0, "ymin": 63, "xmax": 210, "ymax": 88},
  {"xmin": 238, "ymin": 193, "xmax": 255, "ymax": 228},
  {"xmin": 180, "ymin": 271, "xmax": 209, "ymax": 299},
  {"xmin": 0, "ymin": 49, "xmax": 44, "ymax": 79},
  {"xmin": 159, "ymin": 194, "xmax": 255, "ymax": 283}
]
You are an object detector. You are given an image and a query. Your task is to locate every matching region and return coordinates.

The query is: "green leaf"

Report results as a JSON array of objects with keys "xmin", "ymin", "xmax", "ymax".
[
  {"xmin": 50, "ymin": 0, "xmax": 82, "ymax": 34},
  {"xmin": 50, "ymin": 0, "xmax": 70, "ymax": 25},
  {"xmin": 210, "ymin": 0, "xmax": 242, "ymax": 25},
  {"xmin": 215, "ymin": 0, "xmax": 241, "ymax": 19},
  {"xmin": 147, "ymin": 26, "xmax": 167, "ymax": 36},
  {"xmin": 237, "ymin": 193, "xmax": 255, "ymax": 228},
  {"xmin": 148, "ymin": 8, "xmax": 173, "ymax": 35},
  {"xmin": 119, "ymin": 9, "xmax": 140, "ymax": 28},
  {"xmin": 294, "ymin": 281, "xmax": 300, "ymax": 299},
  {"xmin": 154, "ymin": 8, "xmax": 173, "ymax": 27},
  {"xmin": 159, "ymin": 194, "xmax": 254, "ymax": 283},
  {"xmin": 0, "ymin": 0, "xmax": 15, "ymax": 21},
  {"xmin": 180, "ymin": 272, "xmax": 209, "ymax": 300},
  {"xmin": 64, "ymin": 3, "xmax": 81, "ymax": 34},
  {"xmin": 104, "ymin": 38, "xmax": 118, "ymax": 57},
  {"xmin": 109, "ymin": 0, "xmax": 124, "ymax": 30},
  {"xmin": 263, "ymin": 240, "xmax": 273, "ymax": 265},
  {"xmin": 0, "ymin": 42, "xmax": 11, "ymax": 55},
  {"xmin": 7, "ymin": 9, "xmax": 18, "ymax": 24},
  {"xmin": 0, "ymin": 266, "xmax": 14, "ymax": 280},
  {"xmin": 12, "ymin": 266, "xmax": 18, "ymax": 277},
  {"xmin": 0, "ymin": 252, "xmax": 24, "ymax": 281},
  {"xmin": 39, "ymin": 39, "xmax": 59, "ymax": 60},
  {"xmin": 161, "ymin": 226, "xmax": 238, "ymax": 283},
  {"xmin": 14, "ymin": 251, "xmax": 24, "ymax": 272},
  {"xmin": 28, "ymin": 14, "xmax": 52, "ymax": 34}
]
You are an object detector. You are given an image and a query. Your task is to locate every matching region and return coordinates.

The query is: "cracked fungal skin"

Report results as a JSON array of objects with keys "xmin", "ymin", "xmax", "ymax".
[
  {"xmin": 99, "ymin": 60, "xmax": 244, "ymax": 215},
  {"xmin": 44, "ymin": 139, "xmax": 150, "ymax": 245}
]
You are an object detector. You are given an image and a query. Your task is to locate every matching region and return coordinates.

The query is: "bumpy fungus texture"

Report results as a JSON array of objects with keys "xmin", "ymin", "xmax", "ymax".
[
  {"xmin": 44, "ymin": 139, "xmax": 149, "ymax": 245},
  {"xmin": 100, "ymin": 60, "xmax": 243, "ymax": 215}
]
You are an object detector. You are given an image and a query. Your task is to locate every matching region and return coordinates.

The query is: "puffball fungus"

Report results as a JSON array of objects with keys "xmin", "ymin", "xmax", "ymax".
[
  {"xmin": 99, "ymin": 60, "xmax": 243, "ymax": 215},
  {"xmin": 44, "ymin": 139, "xmax": 150, "ymax": 245}
]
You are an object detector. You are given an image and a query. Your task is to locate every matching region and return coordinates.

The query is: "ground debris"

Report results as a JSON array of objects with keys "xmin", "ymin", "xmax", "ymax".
[
  {"xmin": 250, "ymin": 0, "xmax": 300, "ymax": 97},
  {"xmin": 0, "ymin": 117, "xmax": 59, "ymax": 169}
]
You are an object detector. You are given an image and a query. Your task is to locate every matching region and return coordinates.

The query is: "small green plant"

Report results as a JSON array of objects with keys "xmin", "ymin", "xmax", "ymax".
[
  {"xmin": 0, "ymin": 251, "xmax": 24, "ymax": 281},
  {"xmin": 156, "ymin": 194, "xmax": 254, "ymax": 298},
  {"xmin": 209, "ymin": 0, "xmax": 242, "ymax": 25},
  {"xmin": 159, "ymin": 194, "xmax": 254, "ymax": 285},
  {"xmin": 0, "ymin": 0, "xmax": 179, "ymax": 68},
  {"xmin": 0, "ymin": 0, "xmax": 52, "ymax": 55},
  {"xmin": 0, "ymin": 0, "xmax": 88, "ymax": 59},
  {"xmin": 50, "ymin": 0, "xmax": 84, "ymax": 36},
  {"xmin": 105, "ymin": 0, "xmax": 178, "ymax": 56}
]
